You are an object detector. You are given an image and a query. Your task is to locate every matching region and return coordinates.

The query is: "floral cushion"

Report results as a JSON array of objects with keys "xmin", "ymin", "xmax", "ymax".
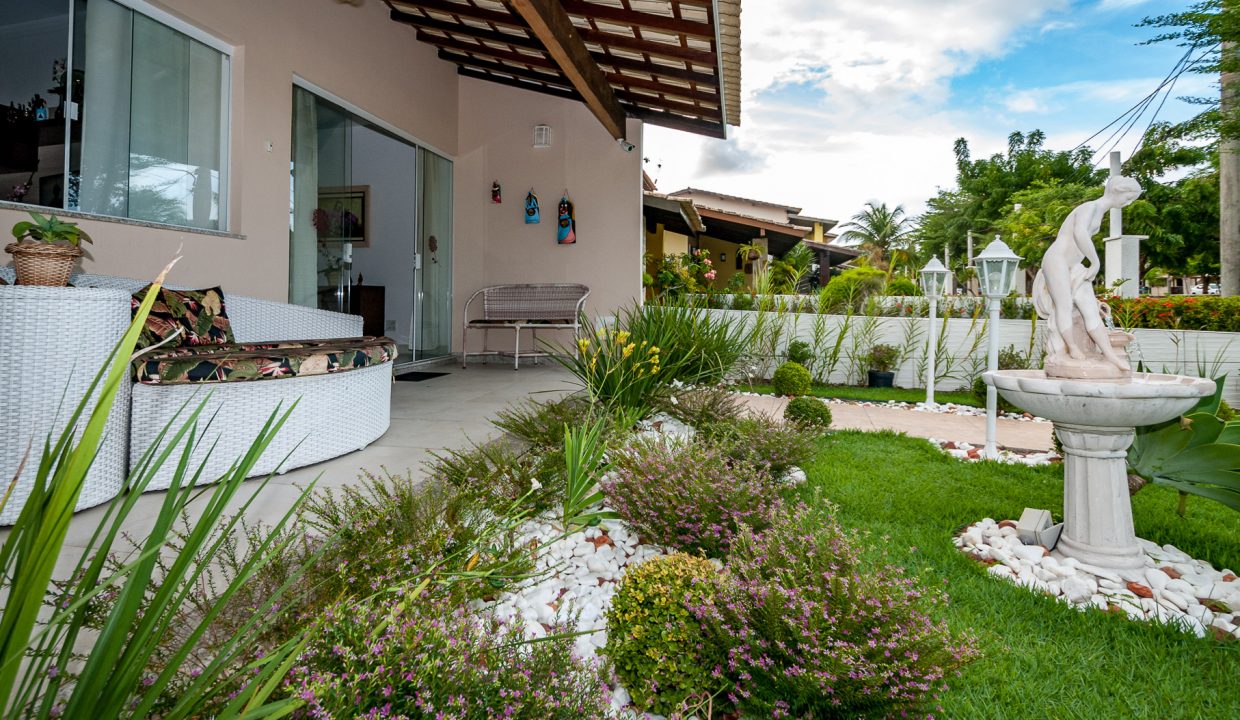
[
  {"xmin": 133, "ymin": 337, "xmax": 396, "ymax": 385},
  {"xmin": 131, "ymin": 285, "xmax": 234, "ymax": 349}
]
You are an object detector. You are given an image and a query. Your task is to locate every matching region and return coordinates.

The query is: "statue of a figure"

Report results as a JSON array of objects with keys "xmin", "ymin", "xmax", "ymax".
[{"xmin": 1033, "ymin": 176, "xmax": 1142, "ymax": 379}]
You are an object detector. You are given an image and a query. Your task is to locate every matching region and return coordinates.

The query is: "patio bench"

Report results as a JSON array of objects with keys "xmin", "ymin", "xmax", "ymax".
[{"xmin": 461, "ymin": 283, "xmax": 589, "ymax": 370}]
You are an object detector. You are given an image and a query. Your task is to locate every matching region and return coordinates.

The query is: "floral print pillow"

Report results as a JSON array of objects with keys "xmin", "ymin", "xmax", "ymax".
[{"xmin": 131, "ymin": 285, "xmax": 235, "ymax": 350}]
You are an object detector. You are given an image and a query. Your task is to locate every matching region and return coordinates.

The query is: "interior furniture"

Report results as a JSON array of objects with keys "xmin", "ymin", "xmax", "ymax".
[
  {"xmin": 350, "ymin": 284, "xmax": 386, "ymax": 337},
  {"xmin": 461, "ymin": 283, "xmax": 589, "ymax": 370}
]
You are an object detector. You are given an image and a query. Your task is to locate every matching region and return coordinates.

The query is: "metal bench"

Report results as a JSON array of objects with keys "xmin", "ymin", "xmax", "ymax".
[{"xmin": 461, "ymin": 283, "xmax": 590, "ymax": 369}]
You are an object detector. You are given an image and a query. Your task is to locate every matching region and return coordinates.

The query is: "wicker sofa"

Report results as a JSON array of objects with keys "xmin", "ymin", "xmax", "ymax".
[{"xmin": 1, "ymin": 268, "xmax": 396, "ymax": 506}]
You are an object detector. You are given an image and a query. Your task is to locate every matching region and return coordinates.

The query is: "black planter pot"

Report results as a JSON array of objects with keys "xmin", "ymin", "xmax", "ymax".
[{"xmin": 867, "ymin": 370, "xmax": 895, "ymax": 388}]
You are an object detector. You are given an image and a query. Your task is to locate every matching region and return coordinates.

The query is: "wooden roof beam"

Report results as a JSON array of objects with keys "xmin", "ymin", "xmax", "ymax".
[{"xmin": 509, "ymin": 0, "xmax": 628, "ymax": 140}]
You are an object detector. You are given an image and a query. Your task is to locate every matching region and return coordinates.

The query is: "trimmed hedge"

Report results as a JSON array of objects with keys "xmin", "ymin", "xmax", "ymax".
[{"xmin": 1104, "ymin": 295, "xmax": 1240, "ymax": 333}]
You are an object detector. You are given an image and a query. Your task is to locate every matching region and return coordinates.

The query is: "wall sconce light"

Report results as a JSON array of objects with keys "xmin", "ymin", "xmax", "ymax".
[{"xmin": 533, "ymin": 124, "xmax": 552, "ymax": 148}]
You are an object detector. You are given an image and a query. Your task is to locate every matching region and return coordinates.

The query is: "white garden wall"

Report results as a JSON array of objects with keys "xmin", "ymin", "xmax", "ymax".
[{"xmin": 709, "ymin": 309, "xmax": 1240, "ymax": 407}]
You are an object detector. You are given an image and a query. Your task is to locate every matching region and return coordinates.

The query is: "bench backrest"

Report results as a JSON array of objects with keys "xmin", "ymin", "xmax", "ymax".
[{"xmin": 479, "ymin": 284, "xmax": 589, "ymax": 322}]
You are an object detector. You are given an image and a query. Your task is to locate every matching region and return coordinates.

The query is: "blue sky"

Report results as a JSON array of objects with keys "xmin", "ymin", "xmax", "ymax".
[{"xmin": 643, "ymin": 0, "xmax": 1207, "ymax": 222}]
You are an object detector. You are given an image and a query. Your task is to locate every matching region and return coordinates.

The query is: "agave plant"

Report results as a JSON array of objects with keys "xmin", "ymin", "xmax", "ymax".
[{"xmin": 1127, "ymin": 376, "xmax": 1240, "ymax": 516}]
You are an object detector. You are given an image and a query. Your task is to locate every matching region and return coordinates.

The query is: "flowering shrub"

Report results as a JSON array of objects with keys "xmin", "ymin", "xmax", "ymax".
[
  {"xmin": 700, "ymin": 415, "xmax": 820, "ymax": 476},
  {"xmin": 563, "ymin": 322, "xmax": 665, "ymax": 412},
  {"xmin": 772, "ymin": 361, "xmax": 812, "ymax": 396},
  {"xmin": 605, "ymin": 554, "xmax": 731, "ymax": 716},
  {"xmin": 697, "ymin": 504, "xmax": 979, "ymax": 719},
  {"xmin": 648, "ymin": 249, "xmax": 717, "ymax": 297},
  {"xmin": 1105, "ymin": 294, "xmax": 1240, "ymax": 332},
  {"xmin": 288, "ymin": 597, "xmax": 611, "ymax": 719},
  {"xmin": 603, "ymin": 438, "xmax": 781, "ymax": 558}
]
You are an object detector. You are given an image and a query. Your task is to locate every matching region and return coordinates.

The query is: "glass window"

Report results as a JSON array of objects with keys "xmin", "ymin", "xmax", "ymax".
[{"xmin": 0, "ymin": 0, "xmax": 229, "ymax": 230}]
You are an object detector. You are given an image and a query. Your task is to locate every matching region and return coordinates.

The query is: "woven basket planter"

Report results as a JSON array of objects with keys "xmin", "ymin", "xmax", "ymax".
[{"xmin": 4, "ymin": 242, "xmax": 82, "ymax": 286}]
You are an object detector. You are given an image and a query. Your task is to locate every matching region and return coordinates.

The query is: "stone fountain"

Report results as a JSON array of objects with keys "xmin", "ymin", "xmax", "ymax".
[{"xmin": 984, "ymin": 176, "xmax": 1215, "ymax": 571}]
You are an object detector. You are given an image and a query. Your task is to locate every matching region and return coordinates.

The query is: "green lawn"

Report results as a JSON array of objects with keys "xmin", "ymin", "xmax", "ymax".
[
  {"xmin": 798, "ymin": 431, "xmax": 1240, "ymax": 720},
  {"xmin": 746, "ymin": 383, "xmax": 980, "ymax": 407}
]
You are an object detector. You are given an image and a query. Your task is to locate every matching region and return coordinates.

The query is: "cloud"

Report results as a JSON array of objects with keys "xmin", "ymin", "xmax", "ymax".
[
  {"xmin": 644, "ymin": 0, "xmax": 1069, "ymax": 217},
  {"xmin": 697, "ymin": 139, "xmax": 769, "ymax": 175},
  {"xmin": 1098, "ymin": 0, "xmax": 1153, "ymax": 10}
]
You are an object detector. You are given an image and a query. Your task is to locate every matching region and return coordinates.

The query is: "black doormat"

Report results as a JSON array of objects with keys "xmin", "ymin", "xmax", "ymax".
[{"xmin": 394, "ymin": 371, "xmax": 450, "ymax": 382}]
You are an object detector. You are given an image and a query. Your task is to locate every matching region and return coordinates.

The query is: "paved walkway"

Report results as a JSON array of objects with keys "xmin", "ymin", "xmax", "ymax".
[{"xmin": 740, "ymin": 395, "xmax": 1054, "ymax": 451}]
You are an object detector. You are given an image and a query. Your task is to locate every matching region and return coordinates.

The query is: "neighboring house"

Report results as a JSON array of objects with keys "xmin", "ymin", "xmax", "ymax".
[
  {"xmin": 0, "ymin": 0, "xmax": 741, "ymax": 363},
  {"xmin": 644, "ymin": 186, "xmax": 860, "ymax": 289}
]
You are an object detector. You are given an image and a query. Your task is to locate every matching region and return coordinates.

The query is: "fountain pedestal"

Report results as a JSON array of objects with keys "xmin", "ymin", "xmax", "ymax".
[
  {"xmin": 1053, "ymin": 423, "xmax": 1142, "ymax": 568},
  {"xmin": 985, "ymin": 371, "xmax": 1215, "ymax": 571}
]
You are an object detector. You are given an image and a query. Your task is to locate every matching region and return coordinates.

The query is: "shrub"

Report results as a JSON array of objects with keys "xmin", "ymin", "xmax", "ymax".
[
  {"xmin": 654, "ymin": 384, "xmax": 744, "ymax": 427},
  {"xmin": 785, "ymin": 338, "xmax": 813, "ymax": 366},
  {"xmin": 1218, "ymin": 400, "xmax": 1236, "ymax": 422},
  {"xmin": 885, "ymin": 276, "xmax": 919, "ymax": 296},
  {"xmin": 288, "ymin": 596, "xmax": 610, "ymax": 719},
  {"xmin": 731, "ymin": 293, "xmax": 755, "ymax": 311},
  {"xmin": 554, "ymin": 318, "xmax": 668, "ymax": 414},
  {"xmin": 430, "ymin": 440, "xmax": 562, "ymax": 512},
  {"xmin": 820, "ymin": 266, "xmax": 886, "ymax": 312},
  {"xmin": 603, "ymin": 438, "xmax": 780, "ymax": 558},
  {"xmin": 698, "ymin": 504, "xmax": 978, "ymax": 718},
  {"xmin": 865, "ymin": 343, "xmax": 900, "ymax": 373},
  {"xmin": 771, "ymin": 361, "xmax": 812, "ymax": 396},
  {"xmin": 493, "ymin": 395, "xmax": 594, "ymax": 449},
  {"xmin": 970, "ymin": 344, "xmax": 1030, "ymax": 413},
  {"xmin": 1104, "ymin": 294, "xmax": 1240, "ymax": 332},
  {"xmin": 627, "ymin": 300, "xmax": 749, "ymax": 385},
  {"xmin": 700, "ymin": 414, "xmax": 820, "ymax": 476},
  {"xmin": 784, "ymin": 396, "xmax": 832, "ymax": 429},
  {"xmin": 605, "ymin": 554, "xmax": 730, "ymax": 716}
]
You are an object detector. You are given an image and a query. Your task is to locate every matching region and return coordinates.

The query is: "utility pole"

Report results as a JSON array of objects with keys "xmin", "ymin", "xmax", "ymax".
[{"xmin": 1222, "ymin": 39, "xmax": 1240, "ymax": 296}]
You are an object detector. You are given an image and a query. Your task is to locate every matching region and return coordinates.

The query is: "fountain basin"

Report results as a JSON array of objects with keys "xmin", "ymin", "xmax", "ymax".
[
  {"xmin": 984, "ymin": 370, "xmax": 1215, "ymax": 428},
  {"xmin": 983, "ymin": 370, "xmax": 1215, "ymax": 570}
]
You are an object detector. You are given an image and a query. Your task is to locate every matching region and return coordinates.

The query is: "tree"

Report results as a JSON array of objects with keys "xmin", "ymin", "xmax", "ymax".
[
  {"xmin": 996, "ymin": 181, "xmax": 1102, "ymax": 279},
  {"xmin": 917, "ymin": 131, "xmax": 1103, "ymax": 278},
  {"xmin": 836, "ymin": 202, "xmax": 916, "ymax": 276},
  {"xmin": 770, "ymin": 242, "xmax": 814, "ymax": 294}
]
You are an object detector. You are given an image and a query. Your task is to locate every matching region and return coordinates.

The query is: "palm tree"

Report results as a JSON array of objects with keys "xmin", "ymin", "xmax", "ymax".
[{"xmin": 837, "ymin": 203, "xmax": 917, "ymax": 278}]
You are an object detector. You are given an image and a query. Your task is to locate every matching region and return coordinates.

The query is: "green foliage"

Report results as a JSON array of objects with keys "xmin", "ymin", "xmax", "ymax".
[
  {"xmin": 0, "ymin": 272, "xmax": 310, "ymax": 719},
  {"xmin": 969, "ymin": 345, "xmax": 1030, "ymax": 413},
  {"xmin": 885, "ymin": 276, "xmax": 918, "ymax": 296},
  {"xmin": 865, "ymin": 343, "xmax": 900, "ymax": 373},
  {"xmin": 10, "ymin": 211, "xmax": 93, "ymax": 246},
  {"xmin": 837, "ymin": 202, "xmax": 916, "ymax": 272},
  {"xmin": 653, "ymin": 384, "xmax": 744, "ymax": 427},
  {"xmin": 820, "ymin": 266, "xmax": 886, "ymax": 312},
  {"xmin": 918, "ymin": 131, "xmax": 1104, "ymax": 274},
  {"xmin": 625, "ymin": 300, "xmax": 748, "ymax": 385},
  {"xmin": 1219, "ymin": 400, "xmax": 1237, "ymax": 422},
  {"xmin": 430, "ymin": 440, "xmax": 562, "ymax": 512},
  {"xmin": 785, "ymin": 338, "xmax": 813, "ymax": 365},
  {"xmin": 552, "ymin": 318, "xmax": 667, "ymax": 416},
  {"xmin": 1141, "ymin": 2, "xmax": 1240, "ymax": 140},
  {"xmin": 771, "ymin": 361, "xmax": 812, "ymax": 396},
  {"xmin": 605, "ymin": 554, "xmax": 730, "ymax": 716},
  {"xmin": 997, "ymin": 181, "xmax": 1103, "ymax": 270},
  {"xmin": 289, "ymin": 596, "xmax": 610, "ymax": 719},
  {"xmin": 769, "ymin": 242, "xmax": 815, "ymax": 293},
  {"xmin": 1104, "ymin": 295, "xmax": 1240, "ymax": 332},
  {"xmin": 647, "ymin": 249, "xmax": 716, "ymax": 297},
  {"xmin": 1129, "ymin": 376, "xmax": 1240, "ymax": 514},
  {"xmin": 700, "ymin": 414, "xmax": 820, "ymax": 476},
  {"xmin": 493, "ymin": 395, "xmax": 595, "ymax": 450},
  {"xmin": 730, "ymin": 292, "xmax": 755, "ymax": 311},
  {"xmin": 784, "ymin": 396, "xmax": 833, "ymax": 429},
  {"xmin": 561, "ymin": 419, "xmax": 616, "ymax": 530}
]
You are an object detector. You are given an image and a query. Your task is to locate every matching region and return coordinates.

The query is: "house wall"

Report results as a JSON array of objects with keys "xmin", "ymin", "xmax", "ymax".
[
  {"xmin": 453, "ymin": 76, "xmax": 643, "ymax": 354},
  {"xmin": 696, "ymin": 233, "xmax": 749, "ymax": 289},
  {"xmin": 0, "ymin": 0, "xmax": 458, "ymax": 300}
]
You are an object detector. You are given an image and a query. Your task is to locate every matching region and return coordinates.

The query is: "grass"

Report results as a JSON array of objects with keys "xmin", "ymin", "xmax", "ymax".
[
  {"xmin": 797, "ymin": 430, "xmax": 1240, "ymax": 720},
  {"xmin": 744, "ymin": 382, "xmax": 979, "ymax": 407}
]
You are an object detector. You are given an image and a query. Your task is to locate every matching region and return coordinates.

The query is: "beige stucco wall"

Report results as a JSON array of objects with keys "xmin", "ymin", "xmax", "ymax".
[
  {"xmin": 0, "ymin": 0, "xmax": 458, "ymax": 300},
  {"xmin": 453, "ymin": 76, "xmax": 643, "ymax": 354}
]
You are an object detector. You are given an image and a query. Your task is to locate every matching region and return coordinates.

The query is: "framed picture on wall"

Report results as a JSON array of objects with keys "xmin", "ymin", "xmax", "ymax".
[{"xmin": 312, "ymin": 185, "xmax": 369, "ymax": 246}]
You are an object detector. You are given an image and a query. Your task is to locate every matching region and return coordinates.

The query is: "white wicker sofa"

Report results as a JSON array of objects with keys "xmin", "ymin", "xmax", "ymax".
[{"xmin": 1, "ymin": 268, "xmax": 395, "ymax": 499}]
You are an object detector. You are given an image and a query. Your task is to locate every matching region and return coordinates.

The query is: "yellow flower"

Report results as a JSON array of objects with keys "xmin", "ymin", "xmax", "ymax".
[
  {"xmin": 577, "ymin": 338, "xmax": 590, "ymax": 353},
  {"xmin": 649, "ymin": 346, "xmax": 661, "ymax": 355},
  {"xmin": 622, "ymin": 342, "xmax": 637, "ymax": 358},
  {"xmin": 589, "ymin": 356, "xmax": 597, "ymax": 372},
  {"xmin": 596, "ymin": 327, "xmax": 606, "ymax": 339},
  {"xmin": 616, "ymin": 330, "xmax": 631, "ymax": 344}
]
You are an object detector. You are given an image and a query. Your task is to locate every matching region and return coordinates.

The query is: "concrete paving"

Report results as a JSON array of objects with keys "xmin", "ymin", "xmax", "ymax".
[{"xmin": 740, "ymin": 394, "xmax": 1054, "ymax": 451}]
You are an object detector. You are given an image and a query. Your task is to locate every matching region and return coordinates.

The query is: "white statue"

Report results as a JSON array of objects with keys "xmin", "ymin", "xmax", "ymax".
[{"xmin": 1033, "ymin": 176, "xmax": 1143, "ymax": 379}]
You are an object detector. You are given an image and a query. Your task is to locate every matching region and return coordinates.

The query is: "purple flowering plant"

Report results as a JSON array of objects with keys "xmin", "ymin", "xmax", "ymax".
[
  {"xmin": 602, "ymin": 438, "xmax": 781, "ymax": 558},
  {"xmin": 286, "ymin": 596, "xmax": 611, "ymax": 720}
]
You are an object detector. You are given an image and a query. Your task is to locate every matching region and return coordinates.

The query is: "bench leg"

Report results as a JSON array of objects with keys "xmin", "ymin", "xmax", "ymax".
[
  {"xmin": 461, "ymin": 325, "xmax": 469, "ymax": 368},
  {"xmin": 513, "ymin": 325, "xmax": 521, "ymax": 370}
]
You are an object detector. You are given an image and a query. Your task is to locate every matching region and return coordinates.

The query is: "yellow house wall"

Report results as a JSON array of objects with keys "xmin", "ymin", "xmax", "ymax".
[{"xmin": 696, "ymin": 234, "xmax": 747, "ymax": 290}]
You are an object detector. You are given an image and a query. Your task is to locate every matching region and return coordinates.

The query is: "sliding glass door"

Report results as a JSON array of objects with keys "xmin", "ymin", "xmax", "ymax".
[{"xmin": 414, "ymin": 148, "xmax": 452, "ymax": 360}]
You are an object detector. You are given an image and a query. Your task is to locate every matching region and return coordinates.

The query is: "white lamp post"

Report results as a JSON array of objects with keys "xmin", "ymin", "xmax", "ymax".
[
  {"xmin": 974, "ymin": 236, "xmax": 1022, "ymax": 458},
  {"xmin": 919, "ymin": 258, "xmax": 950, "ymax": 407}
]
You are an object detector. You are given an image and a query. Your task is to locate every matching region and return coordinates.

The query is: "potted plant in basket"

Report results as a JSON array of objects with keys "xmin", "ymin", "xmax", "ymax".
[
  {"xmin": 6, "ymin": 212, "xmax": 92, "ymax": 286},
  {"xmin": 865, "ymin": 343, "xmax": 899, "ymax": 388}
]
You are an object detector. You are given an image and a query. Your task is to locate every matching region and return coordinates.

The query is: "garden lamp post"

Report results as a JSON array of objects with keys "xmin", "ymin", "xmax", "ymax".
[
  {"xmin": 974, "ymin": 236, "xmax": 1022, "ymax": 458},
  {"xmin": 919, "ymin": 258, "xmax": 950, "ymax": 407}
]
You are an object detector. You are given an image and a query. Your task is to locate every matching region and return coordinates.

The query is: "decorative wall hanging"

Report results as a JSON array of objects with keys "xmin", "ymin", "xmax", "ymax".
[
  {"xmin": 491, "ymin": 181, "xmax": 502, "ymax": 204},
  {"xmin": 524, "ymin": 190, "xmax": 540, "ymax": 224},
  {"xmin": 557, "ymin": 193, "xmax": 576, "ymax": 245}
]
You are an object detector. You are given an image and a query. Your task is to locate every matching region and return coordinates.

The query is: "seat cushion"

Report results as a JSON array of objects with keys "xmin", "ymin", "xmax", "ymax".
[
  {"xmin": 132, "ymin": 285, "xmax": 234, "ymax": 349},
  {"xmin": 134, "ymin": 336, "xmax": 396, "ymax": 385}
]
